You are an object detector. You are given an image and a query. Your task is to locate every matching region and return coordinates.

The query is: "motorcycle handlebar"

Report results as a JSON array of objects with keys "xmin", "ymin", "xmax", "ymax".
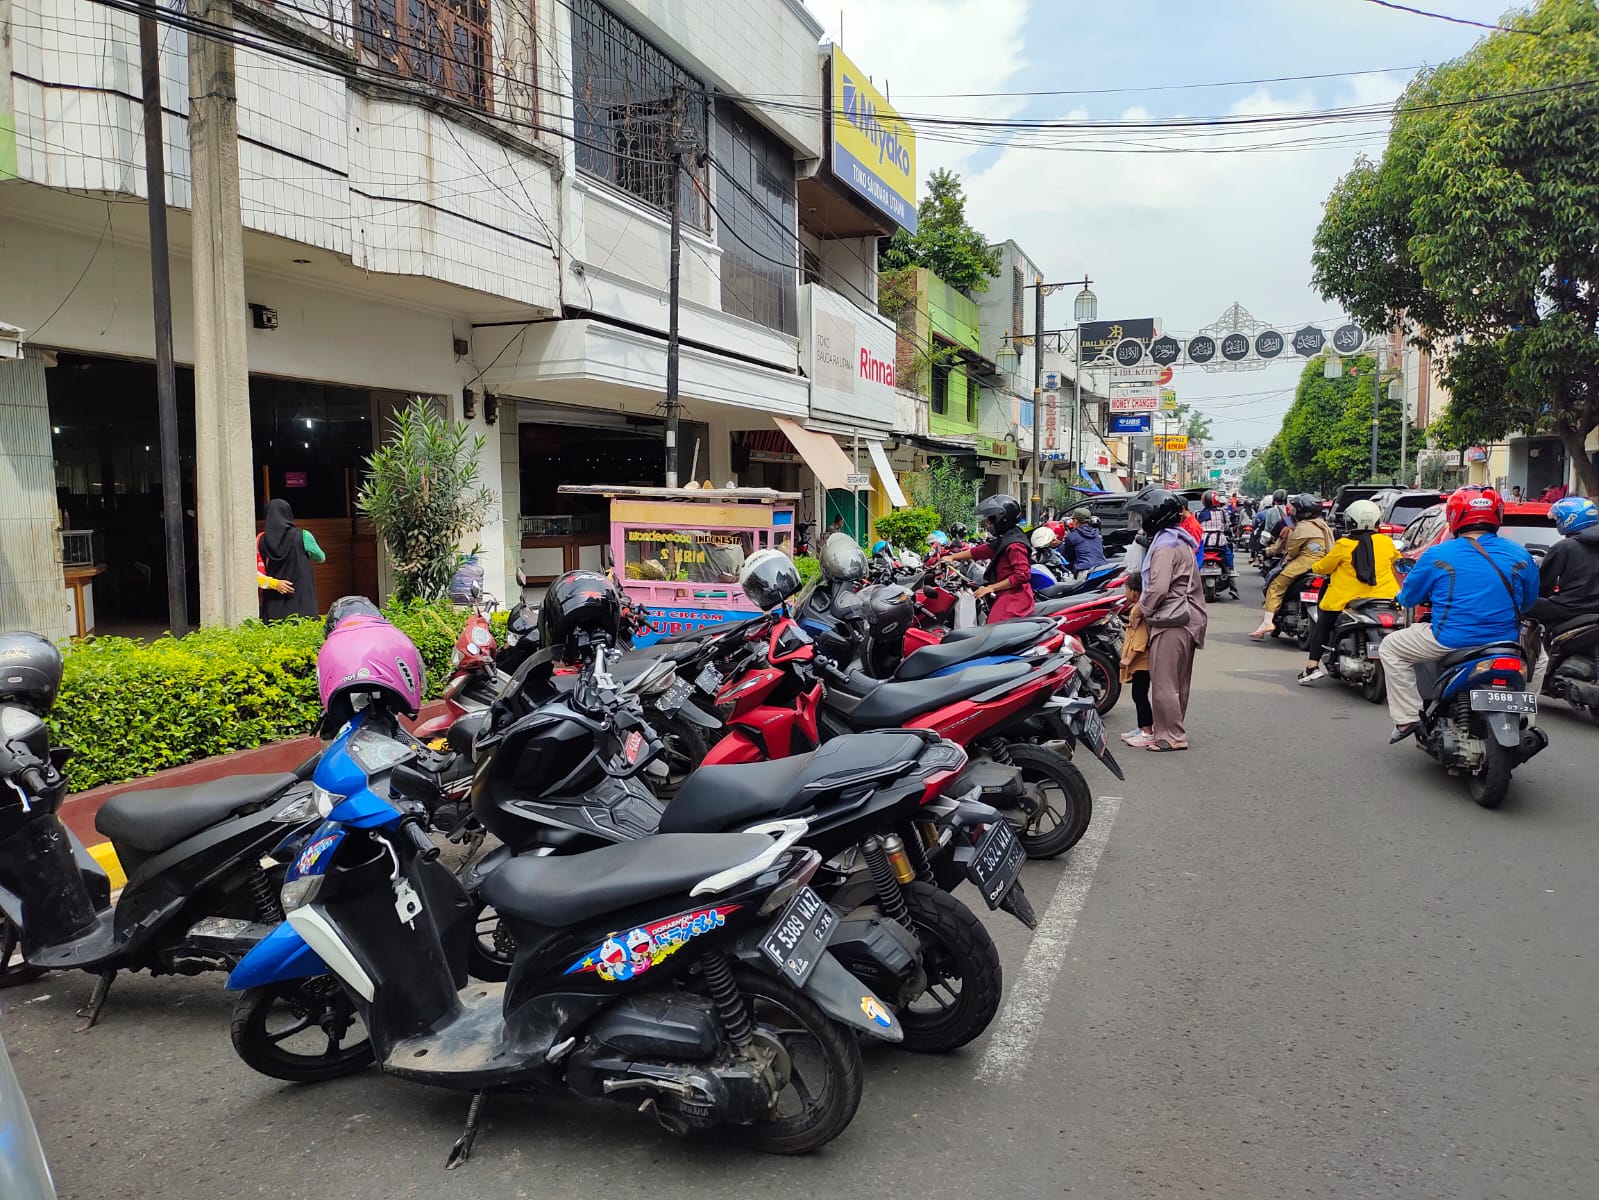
[
  {"xmin": 16, "ymin": 765, "xmax": 50, "ymax": 795},
  {"xmin": 402, "ymin": 817, "xmax": 441, "ymax": 863}
]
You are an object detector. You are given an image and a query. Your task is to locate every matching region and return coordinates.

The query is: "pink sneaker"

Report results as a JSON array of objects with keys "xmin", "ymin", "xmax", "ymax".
[{"xmin": 1121, "ymin": 730, "xmax": 1153, "ymax": 748}]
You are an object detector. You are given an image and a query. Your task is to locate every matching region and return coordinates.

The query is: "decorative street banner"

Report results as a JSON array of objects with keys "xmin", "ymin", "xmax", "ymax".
[
  {"xmin": 1109, "ymin": 414, "xmax": 1152, "ymax": 434},
  {"xmin": 1080, "ymin": 318, "xmax": 1156, "ymax": 363},
  {"xmin": 1099, "ymin": 305, "xmax": 1375, "ymax": 374}
]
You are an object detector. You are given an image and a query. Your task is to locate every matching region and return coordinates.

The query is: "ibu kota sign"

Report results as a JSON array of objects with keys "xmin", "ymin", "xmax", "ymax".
[{"xmin": 830, "ymin": 46, "xmax": 917, "ymax": 232}]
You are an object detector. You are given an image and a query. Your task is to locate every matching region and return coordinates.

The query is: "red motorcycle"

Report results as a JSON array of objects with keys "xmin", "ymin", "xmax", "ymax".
[{"xmin": 702, "ymin": 608, "xmax": 1108, "ymax": 859}]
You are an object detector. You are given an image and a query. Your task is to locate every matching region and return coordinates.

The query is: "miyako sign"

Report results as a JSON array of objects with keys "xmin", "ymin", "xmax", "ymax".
[
  {"xmin": 830, "ymin": 46, "xmax": 917, "ymax": 232},
  {"xmin": 802, "ymin": 284, "xmax": 898, "ymax": 431}
]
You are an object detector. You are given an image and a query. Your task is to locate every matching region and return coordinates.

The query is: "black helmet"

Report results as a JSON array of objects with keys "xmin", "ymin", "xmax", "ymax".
[
  {"xmin": 0, "ymin": 632, "xmax": 65, "ymax": 716},
  {"xmin": 1273, "ymin": 489, "xmax": 1288, "ymax": 505},
  {"xmin": 323, "ymin": 595, "xmax": 383, "ymax": 637},
  {"xmin": 975, "ymin": 493, "xmax": 1023, "ymax": 535},
  {"xmin": 1138, "ymin": 489, "xmax": 1187, "ymax": 536},
  {"xmin": 538, "ymin": 570, "xmax": 622, "ymax": 657},
  {"xmin": 950, "ymin": 522, "xmax": 969, "ymax": 539},
  {"xmin": 1290, "ymin": 493, "xmax": 1323, "ymax": 520},
  {"xmin": 1202, "ymin": 490, "xmax": 1222, "ymax": 509},
  {"xmin": 739, "ymin": 550, "xmax": 803, "ymax": 611},
  {"xmin": 862, "ymin": 583, "xmax": 914, "ymax": 639}
]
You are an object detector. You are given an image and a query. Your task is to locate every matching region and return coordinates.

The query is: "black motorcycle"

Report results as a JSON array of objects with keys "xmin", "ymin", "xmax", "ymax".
[
  {"xmin": 1321, "ymin": 597, "xmax": 1403, "ymax": 703},
  {"xmin": 1534, "ymin": 612, "xmax": 1599, "ymax": 719},
  {"xmin": 0, "ymin": 700, "xmax": 321, "ymax": 1024}
]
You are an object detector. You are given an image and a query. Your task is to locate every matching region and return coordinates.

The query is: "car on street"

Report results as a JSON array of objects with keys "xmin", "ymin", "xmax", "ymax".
[
  {"xmin": 1373, "ymin": 489, "xmax": 1446, "ymax": 537},
  {"xmin": 1396, "ymin": 499, "xmax": 1559, "ymax": 562}
]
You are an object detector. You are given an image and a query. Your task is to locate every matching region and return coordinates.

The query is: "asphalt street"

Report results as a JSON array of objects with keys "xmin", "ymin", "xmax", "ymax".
[{"xmin": 7, "ymin": 597, "xmax": 1599, "ymax": 1200}]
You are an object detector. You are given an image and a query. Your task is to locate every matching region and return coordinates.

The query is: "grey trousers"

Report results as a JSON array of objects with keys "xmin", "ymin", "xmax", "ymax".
[{"xmin": 1148, "ymin": 627, "xmax": 1197, "ymax": 744}]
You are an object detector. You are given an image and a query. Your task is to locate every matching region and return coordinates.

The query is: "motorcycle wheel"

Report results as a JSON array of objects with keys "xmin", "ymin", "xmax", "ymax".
[
  {"xmin": 1361, "ymin": 663, "xmax": 1387, "ymax": 704},
  {"xmin": 897, "ymin": 882, "xmax": 1003, "ymax": 1053},
  {"xmin": 653, "ymin": 711, "xmax": 708, "ymax": 798},
  {"xmin": 1082, "ymin": 646, "xmax": 1122, "ymax": 716},
  {"xmin": 230, "ymin": 976, "xmax": 374, "ymax": 1082},
  {"xmin": 1006, "ymin": 743, "xmax": 1093, "ymax": 859},
  {"xmin": 1468, "ymin": 740, "xmax": 1514, "ymax": 810},
  {"xmin": 1295, "ymin": 613, "xmax": 1313, "ymax": 651},
  {"xmin": 1203, "ymin": 578, "xmax": 1217, "ymax": 603},
  {"xmin": 0, "ymin": 915, "xmax": 45, "ymax": 988},
  {"xmin": 467, "ymin": 898, "xmax": 515, "ymax": 983},
  {"xmin": 727, "ymin": 967, "xmax": 863, "ymax": 1155}
]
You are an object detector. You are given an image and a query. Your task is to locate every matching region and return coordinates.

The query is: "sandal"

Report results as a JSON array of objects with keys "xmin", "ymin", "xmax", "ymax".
[
  {"xmin": 1146, "ymin": 739, "xmax": 1188, "ymax": 752},
  {"xmin": 1248, "ymin": 629, "xmax": 1271, "ymax": 641}
]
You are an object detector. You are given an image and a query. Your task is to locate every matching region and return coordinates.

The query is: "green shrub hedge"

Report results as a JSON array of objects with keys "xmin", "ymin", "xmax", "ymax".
[{"xmin": 50, "ymin": 600, "xmax": 469, "ymax": 793}]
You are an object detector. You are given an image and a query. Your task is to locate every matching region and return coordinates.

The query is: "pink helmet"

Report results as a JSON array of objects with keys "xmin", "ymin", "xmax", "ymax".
[{"xmin": 317, "ymin": 616, "xmax": 425, "ymax": 728}]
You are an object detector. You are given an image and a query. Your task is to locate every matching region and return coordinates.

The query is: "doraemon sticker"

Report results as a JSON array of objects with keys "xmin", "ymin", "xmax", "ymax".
[
  {"xmin": 860, "ymin": 995, "xmax": 894, "ymax": 1029},
  {"xmin": 565, "ymin": 905, "xmax": 741, "ymax": 982}
]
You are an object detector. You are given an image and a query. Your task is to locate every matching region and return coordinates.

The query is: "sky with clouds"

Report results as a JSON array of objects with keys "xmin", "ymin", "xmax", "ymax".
[{"xmin": 804, "ymin": 0, "xmax": 1516, "ymax": 446}]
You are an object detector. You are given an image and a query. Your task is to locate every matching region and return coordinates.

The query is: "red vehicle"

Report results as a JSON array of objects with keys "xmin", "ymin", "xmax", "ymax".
[
  {"xmin": 701, "ymin": 609, "xmax": 1110, "ymax": 859},
  {"xmin": 1397, "ymin": 499, "xmax": 1559, "ymax": 563},
  {"xmin": 413, "ymin": 605, "xmax": 504, "ymax": 743}
]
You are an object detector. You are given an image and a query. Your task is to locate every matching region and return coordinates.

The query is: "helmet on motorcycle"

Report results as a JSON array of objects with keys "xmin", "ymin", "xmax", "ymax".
[
  {"xmin": 871, "ymin": 539, "xmax": 890, "ymax": 557},
  {"xmin": 1202, "ymin": 490, "xmax": 1222, "ymax": 509},
  {"xmin": 862, "ymin": 583, "xmax": 914, "ymax": 641},
  {"xmin": 819, "ymin": 535, "xmax": 868, "ymax": 582},
  {"xmin": 1445, "ymin": 485, "xmax": 1504, "ymax": 536},
  {"xmin": 1030, "ymin": 524, "xmax": 1060, "ymax": 549},
  {"xmin": 1551, "ymin": 495, "xmax": 1599, "ymax": 536},
  {"xmin": 538, "ymin": 570, "xmax": 622, "ymax": 657},
  {"xmin": 318, "ymin": 618, "xmax": 425, "ymax": 728},
  {"xmin": 927, "ymin": 530, "xmax": 950, "ymax": 549},
  {"xmin": 1344, "ymin": 499, "xmax": 1382, "ymax": 531},
  {"xmin": 950, "ymin": 522, "xmax": 969, "ymax": 539},
  {"xmin": 1137, "ymin": 489, "xmax": 1186, "ymax": 536},
  {"xmin": 1273, "ymin": 489, "xmax": 1288, "ymax": 506},
  {"xmin": 1289, "ymin": 493, "xmax": 1323, "ymax": 521},
  {"xmin": 323, "ymin": 595, "xmax": 383, "ymax": 637},
  {"xmin": 974, "ymin": 493, "xmax": 1023, "ymax": 535},
  {"xmin": 0, "ymin": 632, "xmax": 64, "ymax": 716},
  {"xmin": 738, "ymin": 549, "xmax": 802, "ymax": 611}
]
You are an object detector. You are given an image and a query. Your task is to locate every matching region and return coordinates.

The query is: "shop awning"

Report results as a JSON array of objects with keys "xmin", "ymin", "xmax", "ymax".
[
  {"xmin": 773, "ymin": 416, "xmax": 858, "ymax": 493},
  {"xmin": 866, "ymin": 440, "xmax": 909, "ymax": 508}
]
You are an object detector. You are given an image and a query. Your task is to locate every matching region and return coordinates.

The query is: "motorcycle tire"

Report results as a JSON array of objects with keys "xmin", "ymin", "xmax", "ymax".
[
  {"xmin": 1361, "ymin": 663, "xmax": 1387, "ymax": 705},
  {"xmin": 1082, "ymin": 646, "xmax": 1122, "ymax": 717},
  {"xmin": 726, "ymin": 966, "xmax": 864, "ymax": 1155},
  {"xmin": 467, "ymin": 897, "xmax": 515, "ymax": 983},
  {"xmin": 1468, "ymin": 740, "xmax": 1514, "ymax": 810},
  {"xmin": 897, "ymin": 882, "xmax": 1003, "ymax": 1054},
  {"xmin": 1295, "ymin": 615, "xmax": 1313, "ymax": 651},
  {"xmin": 0, "ymin": 915, "xmax": 46, "ymax": 988},
  {"xmin": 1006, "ymin": 743, "xmax": 1093, "ymax": 859},
  {"xmin": 1203, "ymin": 578, "xmax": 1216, "ymax": 603},
  {"xmin": 230, "ymin": 976, "xmax": 375, "ymax": 1082},
  {"xmin": 653, "ymin": 710, "xmax": 709, "ymax": 799}
]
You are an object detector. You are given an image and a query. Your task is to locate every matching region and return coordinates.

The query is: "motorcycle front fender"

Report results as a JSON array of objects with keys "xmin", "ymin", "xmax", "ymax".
[
  {"xmin": 1483, "ymin": 712, "xmax": 1523, "ymax": 749},
  {"xmin": 226, "ymin": 921, "xmax": 328, "ymax": 991}
]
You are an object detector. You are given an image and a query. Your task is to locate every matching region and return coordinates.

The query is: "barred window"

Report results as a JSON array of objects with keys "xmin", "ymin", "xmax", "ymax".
[
  {"xmin": 570, "ymin": 0, "xmax": 708, "ymax": 228},
  {"xmin": 358, "ymin": 0, "xmax": 492, "ymax": 111},
  {"xmin": 713, "ymin": 101, "xmax": 797, "ymax": 334}
]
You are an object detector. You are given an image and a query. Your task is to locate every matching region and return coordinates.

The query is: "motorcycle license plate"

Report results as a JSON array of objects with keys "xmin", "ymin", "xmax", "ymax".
[
  {"xmin": 1470, "ymin": 689, "xmax": 1537, "ymax": 715},
  {"xmin": 1299, "ymin": 591, "xmax": 1320, "ymax": 603},
  {"xmin": 760, "ymin": 887, "xmax": 835, "ymax": 987},
  {"xmin": 694, "ymin": 665, "xmax": 723, "ymax": 695},
  {"xmin": 967, "ymin": 819, "xmax": 1026, "ymax": 910},
  {"xmin": 1073, "ymin": 707, "xmax": 1108, "ymax": 757},
  {"xmin": 1201, "ymin": 565, "xmax": 1222, "ymax": 576},
  {"xmin": 1366, "ymin": 642, "xmax": 1383, "ymax": 659},
  {"xmin": 656, "ymin": 678, "xmax": 693, "ymax": 715}
]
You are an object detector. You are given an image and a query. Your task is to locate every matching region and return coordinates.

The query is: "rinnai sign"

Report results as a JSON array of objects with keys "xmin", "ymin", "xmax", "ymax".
[
  {"xmin": 803, "ymin": 285, "xmax": 898, "ymax": 430},
  {"xmin": 830, "ymin": 47, "xmax": 917, "ymax": 232}
]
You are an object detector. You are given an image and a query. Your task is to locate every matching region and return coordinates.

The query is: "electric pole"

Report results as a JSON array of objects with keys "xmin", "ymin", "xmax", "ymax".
[{"xmin": 1031, "ymin": 276, "xmax": 1044, "ymax": 523}]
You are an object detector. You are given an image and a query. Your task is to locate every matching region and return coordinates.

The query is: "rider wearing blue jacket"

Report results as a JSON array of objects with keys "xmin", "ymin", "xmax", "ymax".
[
  {"xmin": 1061, "ymin": 510, "xmax": 1107, "ymax": 574},
  {"xmin": 1379, "ymin": 487, "xmax": 1541, "ymax": 743}
]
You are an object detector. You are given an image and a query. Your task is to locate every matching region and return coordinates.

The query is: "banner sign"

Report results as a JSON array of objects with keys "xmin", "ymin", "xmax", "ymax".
[
  {"xmin": 1105, "ymin": 317, "xmax": 1370, "ymax": 370},
  {"xmin": 801, "ymin": 284, "xmax": 898, "ymax": 430},
  {"xmin": 1109, "ymin": 414, "xmax": 1152, "ymax": 434},
  {"xmin": 830, "ymin": 46, "xmax": 917, "ymax": 232},
  {"xmin": 1080, "ymin": 318, "xmax": 1156, "ymax": 363},
  {"xmin": 1044, "ymin": 391, "xmax": 1059, "ymax": 450},
  {"xmin": 1109, "ymin": 394, "xmax": 1159, "ymax": 413},
  {"xmin": 1153, "ymin": 434, "xmax": 1189, "ymax": 451}
]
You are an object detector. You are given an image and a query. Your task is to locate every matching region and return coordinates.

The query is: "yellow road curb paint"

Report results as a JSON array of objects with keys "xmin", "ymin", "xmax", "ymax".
[{"xmin": 88, "ymin": 841, "xmax": 126, "ymax": 890}]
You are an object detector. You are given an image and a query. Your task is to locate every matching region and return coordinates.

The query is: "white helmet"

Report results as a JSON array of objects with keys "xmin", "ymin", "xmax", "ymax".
[
  {"xmin": 1030, "ymin": 525, "xmax": 1060, "ymax": 549},
  {"xmin": 1345, "ymin": 499, "xmax": 1381, "ymax": 531}
]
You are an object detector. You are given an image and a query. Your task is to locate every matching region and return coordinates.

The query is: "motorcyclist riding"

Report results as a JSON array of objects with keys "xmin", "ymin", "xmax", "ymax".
[
  {"xmin": 1197, "ymin": 490, "xmax": 1235, "ymax": 575},
  {"xmin": 1531, "ymin": 496, "xmax": 1599, "ymax": 629},
  {"xmin": 1251, "ymin": 494, "xmax": 1332, "ymax": 639},
  {"xmin": 1296, "ymin": 498, "xmax": 1402, "ymax": 684},
  {"xmin": 1379, "ymin": 486, "xmax": 1542, "ymax": 744},
  {"xmin": 940, "ymin": 493, "xmax": 1036, "ymax": 622},
  {"xmin": 1060, "ymin": 508, "xmax": 1108, "ymax": 575},
  {"xmin": 1252, "ymin": 488, "xmax": 1290, "ymax": 557}
]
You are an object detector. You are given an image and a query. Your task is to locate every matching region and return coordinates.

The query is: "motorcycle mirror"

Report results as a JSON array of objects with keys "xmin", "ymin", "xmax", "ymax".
[{"xmin": 516, "ymin": 568, "xmax": 529, "ymax": 588}]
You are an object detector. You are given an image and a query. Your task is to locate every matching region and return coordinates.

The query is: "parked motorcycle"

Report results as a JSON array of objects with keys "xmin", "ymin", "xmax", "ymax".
[
  {"xmin": 227, "ymin": 709, "xmax": 898, "ymax": 1160},
  {"xmin": 1406, "ymin": 640, "xmax": 1549, "ymax": 809},
  {"xmin": 1321, "ymin": 597, "xmax": 1403, "ymax": 703}
]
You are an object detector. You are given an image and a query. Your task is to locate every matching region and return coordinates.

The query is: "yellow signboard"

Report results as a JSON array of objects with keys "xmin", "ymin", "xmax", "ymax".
[
  {"xmin": 830, "ymin": 46, "xmax": 917, "ymax": 232},
  {"xmin": 1153, "ymin": 434, "xmax": 1189, "ymax": 451}
]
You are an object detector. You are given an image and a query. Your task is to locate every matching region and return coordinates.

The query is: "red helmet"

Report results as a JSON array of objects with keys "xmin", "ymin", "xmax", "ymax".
[
  {"xmin": 1202, "ymin": 490, "xmax": 1222, "ymax": 508},
  {"xmin": 1445, "ymin": 485, "xmax": 1504, "ymax": 536}
]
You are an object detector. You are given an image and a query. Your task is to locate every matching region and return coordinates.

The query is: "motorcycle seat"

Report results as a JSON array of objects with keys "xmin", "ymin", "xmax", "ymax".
[
  {"xmin": 1342, "ymin": 596, "xmax": 1401, "ymax": 613},
  {"xmin": 1437, "ymin": 641, "xmax": 1526, "ymax": 670},
  {"xmin": 939, "ymin": 618, "xmax": 1055, "ymax": 645},
  {"xmin": 480, "ymin": 831, "xmax": 776, "ymax": 927},
  {"xmin": 1033, "ymin": 594, "xmax": 1114, "ymax": 619},
  {"xmin": 1551, "ymin": 613, "xmax": 1599, "ymax": 636},
  {"xmin": 843, "ymin": 661, "xmax": 1033, "ymax": 729},
  {"xmin": 896, "ymin": 621, "xmax": 1050, "ymax": 679},
  {"xmin": 94, "ymin": 772, "xmax": 298, "ymax": 855},
  {"xmin": 1038, "ymin": 578, "xmax": 1095, "ymax": 600},
  {"xmin": 658, "ymin": 731, "xmax": 932, "ymax": 835}
]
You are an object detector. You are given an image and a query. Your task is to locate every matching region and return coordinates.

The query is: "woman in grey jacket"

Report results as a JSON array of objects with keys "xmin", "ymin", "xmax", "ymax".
[{"xmin": 1137, "ymin": 492, "xmax": 1208, "ymax": 751}]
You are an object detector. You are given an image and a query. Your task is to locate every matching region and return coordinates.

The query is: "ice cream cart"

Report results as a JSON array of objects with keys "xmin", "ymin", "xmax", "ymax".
[{"xmin": 557, "ymin": 485, "xmax": 801, "ymax": 647}]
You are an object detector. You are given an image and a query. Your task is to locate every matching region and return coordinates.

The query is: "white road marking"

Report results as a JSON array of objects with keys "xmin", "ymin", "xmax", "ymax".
[{"xmin": 975, "ymin": 793, "xmax": 1122, "ymax": 1083}]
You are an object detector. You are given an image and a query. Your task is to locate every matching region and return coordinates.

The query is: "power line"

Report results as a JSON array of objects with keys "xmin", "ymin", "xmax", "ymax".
[{"xmin": 1357, "ymin": 0, "xmax": 1544, "ymax": 35}]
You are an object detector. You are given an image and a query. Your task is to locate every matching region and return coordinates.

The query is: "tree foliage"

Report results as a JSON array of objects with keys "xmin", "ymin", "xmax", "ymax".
[
  {"xmin": 1257, "ymin": 356, "xmax": 1407, "ymax": 492},
  {"xmin": 1239, "ymin": 456, "xmax": 1272, "ymax": 497},
  {"xmin": 878, "ymin": 169, "xmax": 1001, "ymax": 295},
  {"xmin": 358, "ymin": 398, "xmax": 498, "ymax": 602},
  {"xmin": 904, "ymin": 456, "xmax": 978, "ymax": 531},
  {"xmin": 1310, "ymin": 0, "xmax": 1599, "ymax": 494}
]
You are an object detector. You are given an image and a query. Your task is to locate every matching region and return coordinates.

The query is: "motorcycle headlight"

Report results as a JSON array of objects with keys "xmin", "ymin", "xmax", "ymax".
[
  {"xmin": 271, "ymin": 783, "xmax": 319, "ymax": 824},
  {"xmin": 311, "ymin": 784, "xmax": 342, "ymax": 818},
  {"xmin": 281, "ymin": 873, "xmax": 324, "ymax": 912}
]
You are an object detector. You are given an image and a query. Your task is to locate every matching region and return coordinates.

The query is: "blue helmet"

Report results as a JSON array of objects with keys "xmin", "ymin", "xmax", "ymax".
[
  {"xmin": 928, "ymin": 530, "xmax": 950, "ymax": 548},
  {"xmin": 1551, "ymin": 496, "xmax": 1599, "ymax": 536},
  {"xmin": 871, "ymin": 539, "xmax": 890, "ymax": 557}
]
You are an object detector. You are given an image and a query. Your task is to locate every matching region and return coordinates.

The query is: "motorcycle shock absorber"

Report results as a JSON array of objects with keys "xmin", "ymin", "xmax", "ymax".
[
  {"xmin": 702, "ymin": 951, "xmax": 753, "ymax": 1047},
  {"xmin": 248, "ymin": 865, "xmax": 285, "ymax": 925},
  {"xmin": 861, "ymin": 836, "xmax": 912, "ymax": 925},
  {"xmin": 982, "ymin": 738, "xmax": 1014, "ymax": 767},
  {"xmin": 897, "ymin": 825, "xmax": 935, "ymax": 883}
]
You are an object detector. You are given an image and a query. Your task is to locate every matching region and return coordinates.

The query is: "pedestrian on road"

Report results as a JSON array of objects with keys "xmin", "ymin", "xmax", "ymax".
[
  {"xmin": 1297, "ymin": 498, "xmax": 1402, "ymax": 684},
  {"xmin": 1120, "ymin": 535, "xmax": 1155, "ymax": 748},
  {"xmin": 257, "ymin": 498, "xmax": 325, "ymax": 621},
  {"xmin": 1137, "ymin": 491, "xmax": 1206, "ymax": 751},
  {"xmin": 1379, "ymin": 487, "xmax": 1540, "ymax": 743}
]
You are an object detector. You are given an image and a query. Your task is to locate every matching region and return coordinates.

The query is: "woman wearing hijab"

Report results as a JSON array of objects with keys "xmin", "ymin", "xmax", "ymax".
[
  {"xmin": 257, "ymin": 498, "xmax": 326, "ymax": 620},
  {"xmin": 1296, "ymin": 498, "xmax": 1401, "ymax": 684},
  {"xmin": 1137, "ymin": 490, "xmax": 1207, "ymax": 752}
]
